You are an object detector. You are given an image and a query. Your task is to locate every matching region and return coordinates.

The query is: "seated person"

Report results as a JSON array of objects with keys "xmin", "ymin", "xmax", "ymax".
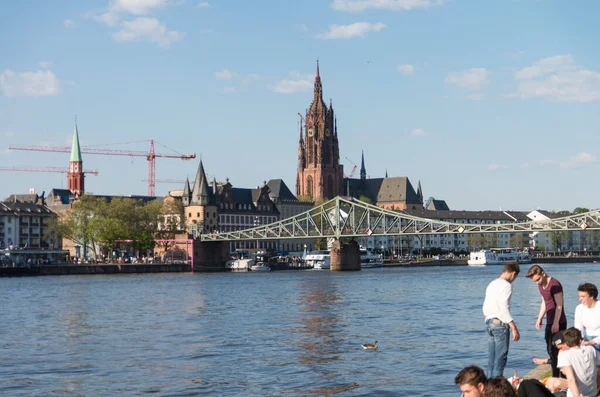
[
  {"xmin": 519, "ymin": 328, "xmax": 600, "ymax": 397},
  {"xmin": 485, "ymin": 376, "xmax": 517, "ymax": 397},
  {"xmin": 455, "ymin": 365, "xmax": 486, "ymax": 397}
]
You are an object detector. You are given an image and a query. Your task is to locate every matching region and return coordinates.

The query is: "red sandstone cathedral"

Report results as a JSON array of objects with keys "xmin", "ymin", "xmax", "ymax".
[{"xmin": 296, "ymin": 61, "xmax": 424, "ymax": 211}]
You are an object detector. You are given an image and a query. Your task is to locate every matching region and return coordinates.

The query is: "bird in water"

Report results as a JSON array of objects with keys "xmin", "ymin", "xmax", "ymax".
[{"xmin": 362, "ymin": 341, "xmax": 378, "ymax": 350}]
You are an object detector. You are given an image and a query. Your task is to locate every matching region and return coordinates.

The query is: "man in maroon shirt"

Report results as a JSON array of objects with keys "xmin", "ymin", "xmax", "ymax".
[{"xmin": 526, "ymin": 264, "xmax": 567, "ymax": 378}]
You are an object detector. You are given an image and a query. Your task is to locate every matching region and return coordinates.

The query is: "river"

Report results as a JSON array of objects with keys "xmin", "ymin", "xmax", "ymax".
[{"xmin": 1, "ymin": 262, "xmax": 598, "ymax": 396}]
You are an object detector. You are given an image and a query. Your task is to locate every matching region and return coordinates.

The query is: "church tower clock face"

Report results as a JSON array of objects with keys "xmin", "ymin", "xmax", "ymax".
[
  {"xmin": 325, "ymin": 128, "xmax": 330, "ymax": 137},
  {"xmin": 308, "ymin": 128, "xmax": 314, "ymax": 137}
]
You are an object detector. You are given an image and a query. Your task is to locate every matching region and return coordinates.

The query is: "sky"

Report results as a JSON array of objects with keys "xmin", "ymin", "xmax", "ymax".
[{"xmin": 1, "ymin": 0, "xmax": 599, "ymax": 212}]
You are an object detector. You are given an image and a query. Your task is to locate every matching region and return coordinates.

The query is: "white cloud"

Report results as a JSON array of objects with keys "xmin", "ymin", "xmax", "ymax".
[
  {"xmin": 0, "ymin": 69, "xmax": 61, "ymax": 97},
  {"xmin": 410, "ymin": 128, "xmax": 428, "ymax": 137},
  {"xmin": 222, "ymin": 87, "xmax": 236, "ymax": 94},
  {"xmin": 488, "ymin": 164, "xmax": 508, "ymax": 171},
  {"xmin": 298, "ymin": 24, "xmax": 308, "ymax": 32},
  {"xmin": 445, "ymin": 68, "xmax": 489, "ymax": 91},
  {"xmin": 559, "ymin": 152, "xmax": 596, "ymax": 169},
  {"xmin": 63, "ymin": 19, "xmax": 76, "ymax": 28},
  {"xmin": 538, "ymin": 159, "xmax": 556, "ymax": 167},
  {"xmin": 331, "ymin": 0, "xmax": 445, "ymax": 12},
  {"xmin": 109, "ymin": 0, "xmax": 174, "ymax": 15},
  {"xmin": 215, "ymin": 69, "xmax": 236, "ymax": 80},
  {"xmin": 39, "ymin": 61, "xmax": 53, "ymax": 69},
  {"xmin": 93, "ymin": 11, "xmax": 121, "ymax": 27},
  {"xmin": 270, "ymin": 72, "xmax": 314, "ymax": 94},
  {"xmin": 113, "ymin": 17, "xmax": 184, "ymax": 48},
  {"xmin": 397, "ymin": 64, "xmax": 415, "ymax": 75},
  {"xmin": 514, "ymin": 55, "xmax": 600, "ymax": 103},
  {"xmin": 316, "ymin": 22, "xmax": 386, "ymax": 40},
  {"xmin": 197, "ymin": 1, "xmax": 210, "ymax": 7}
]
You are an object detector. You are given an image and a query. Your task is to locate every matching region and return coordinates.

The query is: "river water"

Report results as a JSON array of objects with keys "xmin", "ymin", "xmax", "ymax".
[{"xmin": 1, "ymin": 263, "xmax": 598, "ymax": 396}]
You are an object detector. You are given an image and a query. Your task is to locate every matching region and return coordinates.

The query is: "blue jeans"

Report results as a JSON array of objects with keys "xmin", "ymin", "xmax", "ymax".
[{"xmin": 486, "ymin": 318, "xmax": 510, "ymax": 378}]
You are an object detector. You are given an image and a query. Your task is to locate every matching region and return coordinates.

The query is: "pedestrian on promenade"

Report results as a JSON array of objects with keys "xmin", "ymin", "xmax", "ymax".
[
  {"xmin": 483, "ymin": 262, "xmax": 521, "ymax": 378},
  {"xmin": 455, "ymin": 365, "xmax": 487, "ymax": 397},
  {"xmin": 484, "ymin": 376, "xmax": 517, "ymax": 397},
  {"xmin": 574, "ymin": 283, "xmax": 600, "ymax": 350},
  {"xmin": 526, "ymin": 265, "xmax": 567, "ymax": 377}
]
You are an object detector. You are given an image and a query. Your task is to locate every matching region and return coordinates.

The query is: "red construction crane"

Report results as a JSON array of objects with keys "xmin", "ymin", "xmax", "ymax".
[
  {"xmin": 8, "ymin": 140, "xmax": 195, "ymax": 196},
  {"xmin": 0, "ymin": 166, "xmax": 99, "ymax": 175},
  {"xmin": 343, "ymin": 156, "xmax": 358, "ymax": 179}
]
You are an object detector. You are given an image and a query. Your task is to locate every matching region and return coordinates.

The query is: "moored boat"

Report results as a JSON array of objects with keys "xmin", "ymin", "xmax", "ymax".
[
  {"xmin": 468, "ymin": 248, "xmax": 531, "ymax": 266},
  {"xmin": 304, "ymin": 250, "xmax": 330, "ymax": 270},
  {"xmin": 360, "ymin": 248, "xmax": 384, "ymax": 268}
]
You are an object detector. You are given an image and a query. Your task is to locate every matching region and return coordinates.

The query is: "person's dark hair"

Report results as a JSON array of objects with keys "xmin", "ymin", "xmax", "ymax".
[
  {"xmin": 503, "ymin": 262, "xmax": 520, "ymax": 275},
  {"xmin": 564, "ymin": 327, "xmax": 583, "ymax": 348},
  {"xmin": 525, "ymin": 264, "xmax": 544, "ymax": 279},
  {"xmin": 455, "ymin": 365, "xmax": 486, "ymax": 387},
  {"xmin": 578, "ymin": 283, "xmax": 598, "ymax": 300},
  {"xmin": 484, "ymin": 376, "xmax": 517, "ymax": 397}
]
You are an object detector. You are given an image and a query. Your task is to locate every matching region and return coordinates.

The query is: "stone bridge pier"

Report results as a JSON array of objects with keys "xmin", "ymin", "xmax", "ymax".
[
  {"xmin": 330, "ymin": 240, "xmax": 361, "ymax": 271},
  {"xmin": 189, "ymin": 239, "xmax": 229, "ymax": 272}
]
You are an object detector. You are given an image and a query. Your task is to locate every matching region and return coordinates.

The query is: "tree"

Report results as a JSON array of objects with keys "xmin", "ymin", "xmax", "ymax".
[
  {"xmin": 573, "ymin": 207, "xmax": 590, "ymax": 214},
  {"xmin": 548, "ymin": 230, "xmax": 569, "ymax": 253},
  {"xmin": 509, "ymin": 233, "xmax": 527, "ymax": 249},
  {"xmin": 467, "ymin": 233, "xmax": 486, "ymax": 250},
  {"xmin": 156, "ymin": 199, "xmax": 185, "ymax": 254},
  {"xmin": 58, "ymin": 195, "xmax": 109, "ymax": 259},
  {"xmin": 358, "ymin": 195, "xmax": 373, "ymax": 205}
]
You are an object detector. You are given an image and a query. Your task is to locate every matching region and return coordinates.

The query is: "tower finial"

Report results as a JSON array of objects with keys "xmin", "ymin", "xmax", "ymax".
[{"xmin": 316, "ymin": 59, "xmax": 320, "ymax": 78}]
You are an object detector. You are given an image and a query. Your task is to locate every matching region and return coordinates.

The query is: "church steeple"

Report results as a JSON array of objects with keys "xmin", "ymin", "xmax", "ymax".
[
  {"xmin": 360, "ymin": 150, "xmax": 366, "ymax": 181},
  {"xmin": 68, "ymin": 121, "xmax": 84, "ymax": 197},
  {"xmin": 182, "ymin": 177, "xmax": 191, "ymax": 206},
  {"xmin": 191, "ymin": 160, "xmax": 211, "ymax": 206},
  {"xmin": 314, "ymin": 59, "xmax": 322, "ymax": 97},
  {"xmin": 417, "ymin": 180, "xmax": 423, "ymax": 204}
]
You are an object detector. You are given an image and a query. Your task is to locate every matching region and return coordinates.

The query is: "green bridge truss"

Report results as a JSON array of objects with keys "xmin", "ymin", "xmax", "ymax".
[{"xmin": 198, "ymin": 196, "xmax": 600, "ymax": 242}]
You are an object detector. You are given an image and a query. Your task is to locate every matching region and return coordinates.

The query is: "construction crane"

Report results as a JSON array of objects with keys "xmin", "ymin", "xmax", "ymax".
[
  {"xmin": 8, "ymin": 140, "xmax": 195, "ymax": 196},
  {"xmin": 343, "ymin": 156, "xmax": 358, "ymax": 179},
  {"xmin": 0, "ymin": 166, "xmax": 99, "ymax": 175}
]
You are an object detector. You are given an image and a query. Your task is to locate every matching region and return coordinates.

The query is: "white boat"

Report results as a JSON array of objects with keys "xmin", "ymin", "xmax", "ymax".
[
  {"xmin": 250, "ymin": 264, "xmax": 271, "ymax": 271},
  {"xmin": 360, "ymin": 248, "xmax": 384, "ymax": 268},
  {"xmin": 304, "ymin": 250, "xmax": 331, "ymax": 270},
  {"xmin": 225, "ymin": 258, "xmax": 254, "ymax": 270},
  {"xmin": 468, "ymin": 248, "xmax": 531, "ymax": 266}
]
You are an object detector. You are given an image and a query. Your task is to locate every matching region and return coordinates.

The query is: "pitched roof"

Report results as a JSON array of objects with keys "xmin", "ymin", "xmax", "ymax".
[
  {"xmin": 344, "ymin": 176, "xmax": 421, "ymax": 204},
  {"xmin": 425, "ymin": 197, "xmax": 450, "ymax": 211},
  {"xmin": 403, "ymin": 208, "xmax": 527, "ymax": 222},
  {"xmin": 265, "ymin": 179, "xmax": 298, "ymax": 203},
  {"xmin": 70, "ymin": 123, "xmax": 82, "ymax": 162}
]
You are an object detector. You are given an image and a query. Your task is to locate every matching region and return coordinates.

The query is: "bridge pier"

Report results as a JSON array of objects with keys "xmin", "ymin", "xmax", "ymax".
[
  {"xmin": 189, "ymin": 240, "xmax": 229, "ymax": 272},
  {"xmin": 330, "ymin": 240, "xmax": 361, "ymax": 271}
]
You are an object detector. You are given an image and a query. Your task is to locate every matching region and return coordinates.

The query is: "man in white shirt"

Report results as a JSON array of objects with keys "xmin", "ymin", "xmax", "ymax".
[
  {"xmin": 482, "ymin": 262, "xmax": 520, "ymax": 378},
  {"xmin": 556, "ymin": 327, "xmax": 600, "ymax": 397}
]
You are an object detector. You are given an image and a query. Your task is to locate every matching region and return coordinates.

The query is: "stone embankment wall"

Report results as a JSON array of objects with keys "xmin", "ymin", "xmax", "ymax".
[{"xmin": 38, "ymin": 263, "xmax": 191, "ymax": 276}]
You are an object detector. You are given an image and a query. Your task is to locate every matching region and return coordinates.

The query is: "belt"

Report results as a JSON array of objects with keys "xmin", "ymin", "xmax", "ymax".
[{"xmin": 486, "ymin": 318, "xmax": 503, "ymax": 325}]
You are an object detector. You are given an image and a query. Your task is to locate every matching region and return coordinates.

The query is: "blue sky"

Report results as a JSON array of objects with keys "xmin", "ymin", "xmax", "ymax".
[{"xmin": 1, "ymin": 0, "xmax": 599, "ymax": 211}]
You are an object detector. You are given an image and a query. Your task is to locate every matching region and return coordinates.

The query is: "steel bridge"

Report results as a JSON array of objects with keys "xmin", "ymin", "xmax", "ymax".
[{"xmin": 199, "ymin": 196, "xmax": 600, "ymax": 242}]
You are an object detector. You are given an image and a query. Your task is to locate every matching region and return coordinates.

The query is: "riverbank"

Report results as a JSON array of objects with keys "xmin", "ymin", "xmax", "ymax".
[{"xmin": 1, "ymin": 263, "xmax": 192, "ymax": 276}]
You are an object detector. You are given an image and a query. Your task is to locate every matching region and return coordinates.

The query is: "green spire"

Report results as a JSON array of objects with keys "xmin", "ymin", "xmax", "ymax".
[{"xmin": 70, "ymin": 123, "xmax": 82, "ymax": 162}]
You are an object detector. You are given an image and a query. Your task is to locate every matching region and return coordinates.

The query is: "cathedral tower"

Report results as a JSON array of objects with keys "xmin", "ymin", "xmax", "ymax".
[
  {"xmin": 67, "ymin": 122, "xmax": 84, "ymax": 197},
  {"xmin": 296, "ymin": 61, "xmax": 343, "ymax": 200}
]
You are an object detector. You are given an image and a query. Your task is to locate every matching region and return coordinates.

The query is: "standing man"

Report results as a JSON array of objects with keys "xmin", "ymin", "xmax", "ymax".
[
  {"xmin": 483, "ymin": 262, "xmax": 521, "ymax": 378},
  {"xmin": 526, "ymin": 264, "xmax": 567, "ymax": 378}
]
